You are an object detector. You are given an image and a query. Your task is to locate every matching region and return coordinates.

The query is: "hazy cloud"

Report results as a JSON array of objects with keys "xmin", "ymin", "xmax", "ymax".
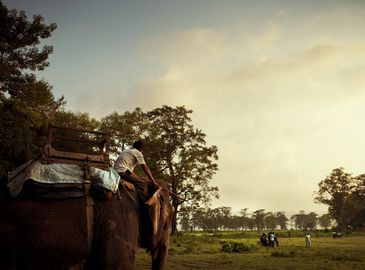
[{"xmin": 128, "ymin": 18, "xmax": 365, "ymax": 212}]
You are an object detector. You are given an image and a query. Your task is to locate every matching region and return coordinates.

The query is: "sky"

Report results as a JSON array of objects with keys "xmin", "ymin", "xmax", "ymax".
[{"xmin": 4, "ymin": 0, "xmax": 365, "ymax": 216}]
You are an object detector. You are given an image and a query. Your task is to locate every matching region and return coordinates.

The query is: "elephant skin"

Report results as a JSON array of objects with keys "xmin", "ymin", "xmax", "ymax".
[{"xmin": 0, "ymin": 186, "xmax": 141, "ymax": 270}]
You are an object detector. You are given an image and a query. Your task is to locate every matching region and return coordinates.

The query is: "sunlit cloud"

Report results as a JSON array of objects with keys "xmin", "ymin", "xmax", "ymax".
[
  {"xmin": 127, "ymin": 13, "xmax": 365, "ymax": 213},
  {"xmin": 140, "ymin": 28, "xmax": 229, "ymax": 70},
  {"xmin": 247, "ymin": 22, "xmax": 282, "ymax": 50}
]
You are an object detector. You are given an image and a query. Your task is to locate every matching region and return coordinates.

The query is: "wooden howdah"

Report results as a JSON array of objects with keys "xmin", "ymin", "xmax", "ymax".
[{"xmin": 41, "ymin": 125, "xmax": 111, "ymax": 170}]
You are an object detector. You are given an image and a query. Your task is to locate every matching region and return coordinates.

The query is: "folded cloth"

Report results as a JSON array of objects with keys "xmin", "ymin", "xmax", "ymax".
[{"xmin": 7, "ymin": 160, "xmax": 120, "ymax": 197}]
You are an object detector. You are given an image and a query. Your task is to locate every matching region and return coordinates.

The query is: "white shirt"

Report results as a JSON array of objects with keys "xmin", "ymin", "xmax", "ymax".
[{"xmin": 114, "ymin": 148, "xmax": 146, "ymax": 173}]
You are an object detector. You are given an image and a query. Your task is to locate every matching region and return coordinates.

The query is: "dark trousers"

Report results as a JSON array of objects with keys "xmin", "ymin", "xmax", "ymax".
[{"xmin": 118, "ymin": 171, "xmax": 148, "ymax": 201}]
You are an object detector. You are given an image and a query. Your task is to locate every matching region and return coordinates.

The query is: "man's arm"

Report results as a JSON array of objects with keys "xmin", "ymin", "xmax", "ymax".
[{"xmin": 141, "ymin": 164, "xmax": 159, "ymax": 186}]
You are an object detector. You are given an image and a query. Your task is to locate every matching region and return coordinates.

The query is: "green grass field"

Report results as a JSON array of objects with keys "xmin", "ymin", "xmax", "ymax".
[{"xmin": 135, "ymin": 232, "xmax": 365, "ymax": 270}]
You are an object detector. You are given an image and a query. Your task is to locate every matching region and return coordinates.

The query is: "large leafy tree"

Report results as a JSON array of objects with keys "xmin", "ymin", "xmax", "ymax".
[
  {"xmin": 291, "ymin": 210, "xmax": 318, "ymax": 230},
  {"xmin": 304, "ymin": 212, "xmax": 318, "ymax": 230},
  {"xmin": 264, "ymin": 212, "xmax": 277, "ymax": 230},
  {"xmin": 239, "ymin": 208, "xmax": 249, "ymax": 229},
  {"xmin": 315, "ymin": 167, "xmax": 355, "ymax": 230},
  {"xmin": 318, "ymin": 214, "xmax": 332, "ymax": 230},
  {"xmin": 290, "ymin": 210, "xmax": 306, "ymax": 230},
  {"xmin": 101, "ymin": 106, "xmax": 219, "ymax": 234},
  {"xmin": 146, "ymin": 105, "xmax": 219, "ymax": 234},
  {"xmin": 0, "ymin": 3, "xmax": 61, "ymax": 180},
  {"xmin": 0, "ymin": 2, "xmax": 56, "ymax": 92},
  {"xmin": 100, "ymin": 108, "xmax": 149, "ymax": 156},
  {"xmin": 275, "ymin": 211, "xmax": 288, "ymax": 230},
  {"xmin": 51, "ymin": 111, "xmax": 101, "ymax": 154},
  {"xmin": 178, "ymin": 206, "xmax": 191, "ymax": 231},
  {"xmin": 342, "ymin": 173, "xmax": 365, "ymax": 229},
  {"xmin": 0, "ymin": 78, "xmax": 64, "ymax": 179},
  {"xmin": 252, "ymin": 209, "xmax": 266, "ymax": 231}
]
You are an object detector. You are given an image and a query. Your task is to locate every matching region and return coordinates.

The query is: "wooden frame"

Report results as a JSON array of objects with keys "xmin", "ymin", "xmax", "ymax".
[{"xmin": 41, "ymin": 125, "xmax": 111, "ymax": 169}]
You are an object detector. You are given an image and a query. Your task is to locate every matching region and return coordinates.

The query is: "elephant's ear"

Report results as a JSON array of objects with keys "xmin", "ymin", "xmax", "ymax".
[
  {"xmin": 147, "ymin": 184, "xmax": 174, "ymax": 270},
  {"xmin": 146, "ymin": 185, "xmax": 174, "ymax": 236},
  {"xmin": 146, "ymin": 187, "xmax": 163, "ymax": 236}
]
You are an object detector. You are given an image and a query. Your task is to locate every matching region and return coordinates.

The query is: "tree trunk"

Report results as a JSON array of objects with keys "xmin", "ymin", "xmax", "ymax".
[
  {"xmin": 171, "ymin": 204, "xmax": 178, "ymax": 235},
  {"xmin": 166, "ymin": 156, "xmax": 179, "ymax": 234}
]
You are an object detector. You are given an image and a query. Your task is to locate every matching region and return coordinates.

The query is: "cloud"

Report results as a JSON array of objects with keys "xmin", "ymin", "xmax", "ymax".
[
  {"xmin": 338, "ymin": 65, "xmax": 365, "ymax": 90},
  {"xmin": 247, "ymin": 22, "xmax": 282, "ymax": 50},
  {"xmin": 139, "ymin": 28, "xmax": 229, "ymax": 70},
  {"xmin": 131, "ymin": 31, "xmax": 365, "ymax": 211}
]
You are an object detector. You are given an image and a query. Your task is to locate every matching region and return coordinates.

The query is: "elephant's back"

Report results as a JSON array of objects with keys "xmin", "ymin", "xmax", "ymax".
[{"xmin": 0, "ymin": 196, "xmax": 89, "ymax": 269}]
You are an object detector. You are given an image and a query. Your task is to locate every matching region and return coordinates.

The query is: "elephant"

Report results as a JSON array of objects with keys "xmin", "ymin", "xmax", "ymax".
[{"xmin": 0, "ymin": 179, "xmax": 173, "ymax": 270}]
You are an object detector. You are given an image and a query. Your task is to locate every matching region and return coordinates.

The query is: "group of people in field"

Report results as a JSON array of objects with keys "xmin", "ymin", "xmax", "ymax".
[
  {"xmin": 259, "ymin": 232, "xmax": 279, "ymax": 247},
  {"xmin": 258, "ymin": 231, "xmax": 344, "ymax": 249}
]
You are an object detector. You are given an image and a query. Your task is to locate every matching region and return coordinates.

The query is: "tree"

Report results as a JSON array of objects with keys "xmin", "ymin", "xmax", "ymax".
[
  {"xmin": 0, "ymin": 78, "xmax": 64, "ymax": 178},
  {"xmin": 0, "ymin": 2, "xmax": 56, "ymax": 92},
  {"xmin": 290, "ymin": 210, "xmax": 306, "ymax": 230},
  {"xmin": 216, "ymin": 206, "xmax": 232, "ymax": 230},
  {"xmin": 146, "ymin": 105, "xmax": 219, "ymax": 234},
  {"xmin": 252, "ymin": 209, "xmax": 266, "ymax": 231},
  {"xmin": 341, "ymin": 173, "xmax": 365, "ymax": 230},
  {"xmin": 304, "ymin": 212, "xmax": 318, "ymax": 230},
  {"xmin": 315, "ymin": 168, "xmax": 355, "ymax": 230},
  {"xmin": 245, "ymin": 217, "xmax": 256, "ymax": 230},
  {"xmin": 229, "ymin": 215, "xmax": 243, "ymax": 230},
  {"xmin": 291, "ymin": 211, "xmax": 318, "ymax": 230},
  {"xmin": 190, "ymin": 208, "xmax": 208, "ymax": 230},
  {"xmin": 275, "ymin": 211, "xmax": 288, "ymax": 230},
  {"xmin": 239, "ymin": 208, "xmax": 249, "ymax": 230},
  {"xmin": 178, "ymin": 206, "xmax": 191, "ymax": 232},
  {"xmin": 264, "ymin": 212, "xmax": 277, "ymax": 230},
  {"xmin": 100, "ymin": 108, "xmax": 149, "ymax": 155},
  {"xmin": 0, "ymin": 3, "xmax": 61, "ymax": 180},
  {"xmin": 101, "ymin": 106, "xmax": 219, "ymax": 234},
  {"xmin": 51, "ymin": 110, "xmax": 101, "ymax": 154},
  {"xmin": 318, "ymin": 214, "xmax": 332, "ymax": 230}
]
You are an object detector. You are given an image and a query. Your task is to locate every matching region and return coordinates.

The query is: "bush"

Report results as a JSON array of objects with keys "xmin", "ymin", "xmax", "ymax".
[{"xmin": 221, "ymin": 241, "xmax": 256, "ymax": 253}]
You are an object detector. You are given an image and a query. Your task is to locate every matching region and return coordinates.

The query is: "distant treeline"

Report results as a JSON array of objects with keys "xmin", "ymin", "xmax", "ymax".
[
  {"xmin": 179, "ymin": 207, "xmax": 332, "ymax": 231},
  {"xmin": 179, "ymin": 167, "xmax": 365, "ymax": 232}
]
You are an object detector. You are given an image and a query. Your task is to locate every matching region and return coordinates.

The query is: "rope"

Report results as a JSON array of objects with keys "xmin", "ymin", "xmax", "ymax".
[{"xmin": 82, "ymin": 161, "xmax": 94, "ymax": 258}]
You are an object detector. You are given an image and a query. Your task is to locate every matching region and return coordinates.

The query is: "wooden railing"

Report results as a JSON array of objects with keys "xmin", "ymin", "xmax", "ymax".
[{"xmin": 41, "ymin": 125, "xmax": 111, "ymax": 170}]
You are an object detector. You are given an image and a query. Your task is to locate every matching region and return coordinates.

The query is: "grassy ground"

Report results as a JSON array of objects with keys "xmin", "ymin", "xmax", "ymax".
[{"xmin": 135, "ymin": 232, "xmax": 365, "ymax": 270}]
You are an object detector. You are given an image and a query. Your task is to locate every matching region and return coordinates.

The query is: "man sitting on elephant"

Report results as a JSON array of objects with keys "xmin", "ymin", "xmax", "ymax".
[
  {"xmin": 114, "ymin": 140, "xmax": 159, "ymax": 200},
  {"xmin": 114, "ymin": 140, "xmax": 160, "ymax": 247}
]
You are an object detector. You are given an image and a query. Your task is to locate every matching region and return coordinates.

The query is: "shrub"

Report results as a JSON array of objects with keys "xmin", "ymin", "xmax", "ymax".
[
  {"xmin": 221, "ymin": 242, "xmax": 232, "ymax": 252},
  {"xmin": 221, "ymin": 241, "xmax": 256, "ymax": 253}
]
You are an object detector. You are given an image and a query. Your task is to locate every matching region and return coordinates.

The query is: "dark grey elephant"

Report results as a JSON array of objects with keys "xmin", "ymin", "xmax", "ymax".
[{"xmin": 0, "ymin": 180, "xmax": 172, "ymax": 270}]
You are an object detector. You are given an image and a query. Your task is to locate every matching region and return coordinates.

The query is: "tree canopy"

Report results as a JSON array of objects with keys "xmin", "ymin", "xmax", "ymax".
[
  {"xmin": 183, "ymin": 208, "xmax": 291, "ymax": 231},
  {"xmin": 0, "ymin": 2, "xmax": 56, "ymax": 92},
  {"xmin": 315, "ymin": 167, "xmax": 365, "ymax": 230},
  {"xmin": 0, "ymin": 3, "xmax": 62, "ymax": 180},
  {"xmin": 100, "ymin": 106, "xmax": 219, "ymax": 234}
]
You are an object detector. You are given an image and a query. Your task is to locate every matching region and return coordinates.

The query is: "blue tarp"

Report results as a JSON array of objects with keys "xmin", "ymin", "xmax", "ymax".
[{"xmin": 7, "ymin": 160, "xmax": 120, "ymax": 197}]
